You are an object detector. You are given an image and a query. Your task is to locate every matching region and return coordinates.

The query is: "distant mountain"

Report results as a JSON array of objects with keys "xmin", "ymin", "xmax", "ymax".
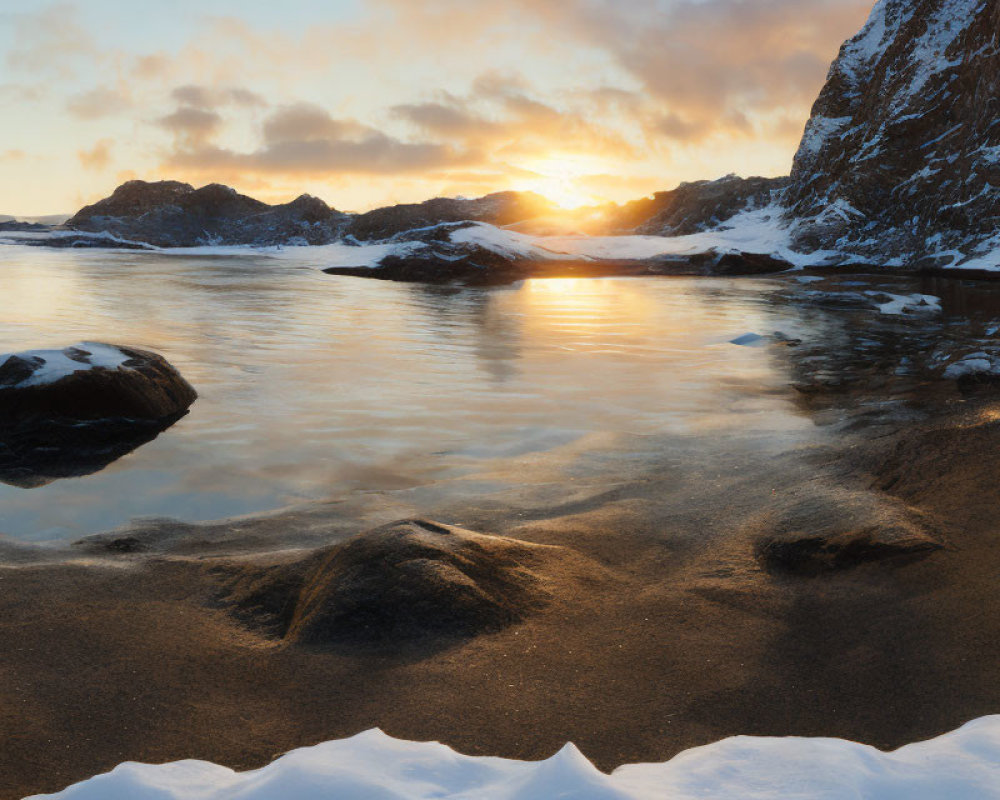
[
  {"xmin": 65, "ymin": 182, "xmax": 565, "ymax": 248},
  {"xmin": 345, "ymin": 192, "xmax": 558, "ymax": 241},
  {"xmin": 67, "ymin": 181, "xmax": 351, "ymax": 247},
  {"xmin": 786, "ymin": 0, "xmax": 1000, "ymax": 267}
]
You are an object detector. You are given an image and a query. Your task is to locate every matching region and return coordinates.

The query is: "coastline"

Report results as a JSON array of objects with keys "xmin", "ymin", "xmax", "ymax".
[{"xmin": 5, "ymin": 372, "xmax": 1000, "ymax": 799}]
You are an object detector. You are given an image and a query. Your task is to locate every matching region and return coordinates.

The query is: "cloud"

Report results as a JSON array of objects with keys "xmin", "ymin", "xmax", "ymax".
[
  {"xmin": 392, "ymin": 74, "xmax": 638, "ymax": 160},
  {"xmin": 391, "ymin": 102, "xmax": 500, "ymax": 139},
  {"xmin": 67, "ymin": 87, "xmax": 132, "ymax": 120},
  {"xmin": 373, "ymin": 0, "xmax": 869, "ymax": 144},
  {"xmin": 157, "ymin": 106, "xmax": 224, "ymax": 147},
  {"xmin": 163, "ymin": 103, "xmax": 470, "ymax": 179},
  {"xmin": 78, "ymin": 139, "xmax": 113, "ymax": 170},
  {"xmin": 170, "ymin": 84, "xmax": 267, "ymax": 110},
  {"xmin": 261, "ymin": 103, "xmax": 368, "ymax": 144},
  {"xmin": 4, "ymin": 3, "xmax": 96, "ymax": 76}
]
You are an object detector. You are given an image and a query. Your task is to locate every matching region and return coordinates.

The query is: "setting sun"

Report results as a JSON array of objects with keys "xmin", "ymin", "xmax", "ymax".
[{"xmin": 520, "ymin": 156, "xmax": 612, "ymax": 209}]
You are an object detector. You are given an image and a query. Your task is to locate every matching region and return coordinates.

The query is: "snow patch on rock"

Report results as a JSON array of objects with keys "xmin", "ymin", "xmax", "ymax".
[{"xmin": 0, "ymin": 343, "xmax": 133, "ymax": 388}]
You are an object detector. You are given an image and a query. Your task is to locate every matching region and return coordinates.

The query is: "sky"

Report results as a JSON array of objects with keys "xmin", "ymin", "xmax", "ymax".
[{"xmin": 0, "ymin": 0, "xmax": 874, "ymax": 216}]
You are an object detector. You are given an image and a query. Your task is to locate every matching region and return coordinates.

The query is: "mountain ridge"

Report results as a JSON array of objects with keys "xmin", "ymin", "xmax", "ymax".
[{"xmin": 17, "ymin": 0, "xmax": 1000, "ymax": 277}]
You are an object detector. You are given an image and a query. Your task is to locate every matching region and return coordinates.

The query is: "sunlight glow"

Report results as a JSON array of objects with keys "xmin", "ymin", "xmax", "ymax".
[{"xmin": 520, "ymin": 156, "xmax": 612, "ymax": 209}]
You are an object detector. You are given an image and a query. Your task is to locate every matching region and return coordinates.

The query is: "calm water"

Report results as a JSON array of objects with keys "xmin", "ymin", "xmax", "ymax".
[{"xmin": 0, "ymin": 245, "xmax": 816, "ymax": 542}]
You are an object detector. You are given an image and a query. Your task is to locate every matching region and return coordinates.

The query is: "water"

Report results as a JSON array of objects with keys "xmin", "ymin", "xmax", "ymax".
[{"xmin": 0, "ymin": 245, "xmax": 816, "ymax": 542}]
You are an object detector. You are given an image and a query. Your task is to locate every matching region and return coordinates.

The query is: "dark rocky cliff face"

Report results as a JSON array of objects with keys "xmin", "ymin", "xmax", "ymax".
[
  {"xmin": 68, "ymin": 180, "xmax": 351, "ymax": 247},
  {"xmin": 786, "ymin": 0, "xmax": 1000, "ymax": 267}
]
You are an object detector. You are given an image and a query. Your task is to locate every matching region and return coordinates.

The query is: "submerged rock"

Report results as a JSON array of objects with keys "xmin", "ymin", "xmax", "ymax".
[{"xmin": 0, "ymin": 343, "xmax": 197, "ymax": 487}]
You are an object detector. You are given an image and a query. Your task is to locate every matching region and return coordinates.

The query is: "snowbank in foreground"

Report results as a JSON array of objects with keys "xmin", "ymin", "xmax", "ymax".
[{"xmin": 29, "ymin": 716, "xmax": 1000, "ymax": 800}]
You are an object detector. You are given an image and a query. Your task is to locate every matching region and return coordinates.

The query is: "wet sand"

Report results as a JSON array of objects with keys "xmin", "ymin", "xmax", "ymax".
[{"xmin": 6, "ymin": 383, "xmax": 1000, "ymax": 799}]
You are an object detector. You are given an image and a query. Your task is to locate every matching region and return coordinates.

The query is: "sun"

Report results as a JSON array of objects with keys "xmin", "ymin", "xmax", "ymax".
[{"xmin": 520, "ymin": 156, "xmax": 609, "ymax": 209}]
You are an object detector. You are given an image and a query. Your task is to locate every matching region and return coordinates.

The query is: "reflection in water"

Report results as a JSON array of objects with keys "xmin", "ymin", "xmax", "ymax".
[
  {"xmin": 0, "ymin": 414, "xmax": 185, "ymax": 489},
  {"xmin": 0, "ymin": 245, "xmax": 811, "ymax": 541}
]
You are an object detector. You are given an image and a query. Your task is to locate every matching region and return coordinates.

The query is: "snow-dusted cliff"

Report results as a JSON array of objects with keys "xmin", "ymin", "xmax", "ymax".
[{"xmin": 786, "ymin": 0, "xmax": 1000, "ymax": 268}]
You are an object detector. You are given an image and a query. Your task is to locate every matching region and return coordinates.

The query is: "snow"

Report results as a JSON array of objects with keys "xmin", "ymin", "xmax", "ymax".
[
  {"xmin": 869, "ymin": 292, "xmax": 942, "ymax": 315},
  {"xmin": 443, "ymin": 207, "xmax": 834, "ymax": 270},
  {"xmin": 0, "ymin": 229, "xmax": 155, "ymax": 249},
  {"xmin": 449, "ymin": 224, "xmax": 578, "ymax": 261},
  {"xmin": 29, "ymin": 716, "xmax": 1000, "ymax": 800},
  {"xmin": 944, "ymin": 356, "xmax": 999, "ymax": 378},
  {"xmin": 0, "ymin": 343, "xmax": 131, "ymax": 388}
]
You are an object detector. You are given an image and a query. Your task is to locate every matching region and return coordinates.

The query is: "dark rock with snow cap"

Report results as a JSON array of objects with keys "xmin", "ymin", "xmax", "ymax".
[{"xmin": 0, "ymin": 343, "xmax": 197, "ymax": 487}]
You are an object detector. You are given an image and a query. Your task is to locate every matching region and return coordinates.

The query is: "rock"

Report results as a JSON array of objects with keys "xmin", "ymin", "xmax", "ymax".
[
  {"xmin": 756, "ymin": 530, "xmax": 943, "ymax": 576},
  {"xmin": 211, "ymin": 519, "xmax": 606, "ymax": 647},
  {"xmin": 286, "ymin": 520, "xmax": 559, "ymax": 645},
  {"xmin": 785, "ymin": 0, "xmax": 1000, "ymax": 266},
  {"xmin": 0, "ymin": 343, "xmax": 197, "ymax": 487},
  {"xmin": 751, "ymin": 488, "xmax": 944, "ymax": 576},
  {"xmin": 0, "ymin": 343, "xmax": 196, "ymax": 420},
  {"xmin": 623, "ymin": 175, "xmax": 788, "ymax": 236},
  {"xmin": 707, "ymin": 251, "xmax": 793, "ymax": 276}
]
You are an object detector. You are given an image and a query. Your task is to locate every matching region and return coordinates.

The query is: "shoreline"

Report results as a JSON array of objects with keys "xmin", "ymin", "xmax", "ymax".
[{"xmin": 6, "ymin": 378, "xmax": 1000, "ymax": 798}]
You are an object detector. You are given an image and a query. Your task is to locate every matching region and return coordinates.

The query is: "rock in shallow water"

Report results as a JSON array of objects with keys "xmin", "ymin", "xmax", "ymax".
[{"xmin": 0, "ymin": 343, "xmax": 196, "ymax": 487}]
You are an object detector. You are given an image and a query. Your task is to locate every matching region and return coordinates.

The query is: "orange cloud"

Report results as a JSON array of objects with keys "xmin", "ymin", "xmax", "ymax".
[{"xmin": 78, "ymin": 139, "xmax": 113, "ymax": 170}]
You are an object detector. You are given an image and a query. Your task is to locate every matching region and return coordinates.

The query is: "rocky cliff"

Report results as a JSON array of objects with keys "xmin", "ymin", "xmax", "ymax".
[
  {"xmin": 786, "ymin": 0, "xmax": 1000, "ymax": 268},
  {"xmin": 619, "ymin": 175, "xmax": 787, "ymax": 236}
]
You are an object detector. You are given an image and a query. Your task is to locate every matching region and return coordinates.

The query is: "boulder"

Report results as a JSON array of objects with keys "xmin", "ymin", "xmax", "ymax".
[{"xmin": 0, "ymin": 343, "xmax": 197, "ymax": 487}]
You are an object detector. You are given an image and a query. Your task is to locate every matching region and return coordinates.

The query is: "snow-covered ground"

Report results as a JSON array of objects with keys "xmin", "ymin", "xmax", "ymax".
[{"xmin": 29, "ymin": 716, "xmax": 1000, "ymax": 800}]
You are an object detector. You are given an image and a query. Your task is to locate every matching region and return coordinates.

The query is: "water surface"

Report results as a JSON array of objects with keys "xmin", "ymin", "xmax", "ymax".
[{"xmin": 0, "ymin": 246, "xmax": 818, "ymax": 541}]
